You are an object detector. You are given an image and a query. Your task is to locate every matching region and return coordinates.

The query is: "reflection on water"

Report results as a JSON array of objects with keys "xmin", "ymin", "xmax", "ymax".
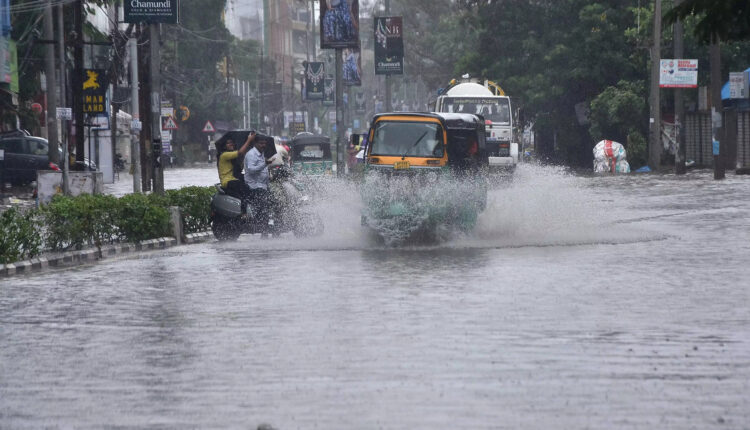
[{"xmin": 2, "ymin": 165, "xmax": 749, "ymax": 428}]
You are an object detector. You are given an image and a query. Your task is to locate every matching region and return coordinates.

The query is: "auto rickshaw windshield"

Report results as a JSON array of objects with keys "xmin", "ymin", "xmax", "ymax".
[{"xmin": 370, "ymin": 121, "xmax": 444, "ymax": 157}]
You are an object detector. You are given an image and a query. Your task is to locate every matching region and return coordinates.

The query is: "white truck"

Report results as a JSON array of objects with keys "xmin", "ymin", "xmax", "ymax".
[{"xmin": 435, "ymin": 79, "xmax": 520, "ymax": 170}]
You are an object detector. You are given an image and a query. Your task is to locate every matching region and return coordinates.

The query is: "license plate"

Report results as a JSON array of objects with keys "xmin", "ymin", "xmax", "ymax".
[{"xmin": 393, "ymin": 160, "xmax": 410, "ymax": 170}]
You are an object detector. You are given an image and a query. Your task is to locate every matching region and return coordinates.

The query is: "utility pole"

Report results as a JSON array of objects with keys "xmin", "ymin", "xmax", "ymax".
[
  {"xmin": 138, "ymin": 25, "xmax": 152, "ymax": 191},
  {"xmin": 673, "ymin": 0, "xmax": 686, "ymax": 174},
  {"xmin": 129, "ymin": 32, "xmax": 141, "ymax": 193},
  {"xmin": 710, "ymin": 35, "xmax": 724, "ymax": 180},
  {"xmin": 74, "ymin": 0, "xmax": 85, "ymax": 166},
  {"xmin": 149, "ymin": 23, "xmax": 164, "ymax": 194},
  {"xmin": 335, "ymin": 49, "xmax": 344, "ymax": 176},
  {"xmin": 109, "ymin": 5, "xmax": 119, "ymax": 186},
  {"xmin": 259, "ymin": 48, "xmax": 264, "ymax": 132},
  {"xmin": 384, "ymin": 0, "xmax": 392, "ymax": 112},
  {"xmin": 648, "ymin": 0, "xmax": 662, "ymax": 169},
  {"xmin": 57, "ymin": 3, "xmax": 69, "ymax": 194},
  {"xmin": 43, "ymin": 0, "xmax": 58, "ymax": 165}
]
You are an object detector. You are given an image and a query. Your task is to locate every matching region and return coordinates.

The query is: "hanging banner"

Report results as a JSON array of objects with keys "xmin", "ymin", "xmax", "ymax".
[
  {"xmin": 320, "ymin": 0, "xmax": 359, "ymax": 49},
  {"xmin": 323, "ymin": 78, "xmax": 335, "ymax": 106},
  {"xmin": 79, "ymin": 68, "xmax": 109, "ymax": 117},
  {"xmin": 374, "ymin": 16, "xmax": 403, "ymax": 75},
  {"xmin": 342, "ymin": 44, "xmax": 361, "ymax": 86},
  {"xmin": 354, "ymin": 91, "xmax": 366, "ymax": 113},
  {"xmin": 305, "ymin": 61, "xmax": 325, "ymax": 100},
  {"xmin": 124, "ymin": 0, "xmax": 179, "ymax": 24}
]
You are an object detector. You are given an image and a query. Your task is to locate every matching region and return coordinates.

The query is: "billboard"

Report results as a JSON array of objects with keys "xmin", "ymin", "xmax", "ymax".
[
  {"xmin": 79, "ymin": 69, "xmax": 109, "ymax": 117},
  {"xmin": 374, "ymin": 16, "xmax": 403, "ymax": 75},
  {"xmin": 354, "ymin": 91, "xmax": 366, "ymax": 113},
  {"xmin": 305, "ymin": 62, "xmax": 325, "ymax": 100},
  {"xmin": 124, "ymin": 0, "xmax": 179, "ymax": 24},
  {"xmin": 342, "ymin": 45, "xmax": 361, "ymax": 86},
  {"xmin": 323, "ymin": 78, "xmax": 335, "ymax": 106},
  {"xmin": 659, "ymin": 59, "xmax": 698, "ymax": 88},
  {"xmin": 320, "ymin": 0, "xmax": 359, "ymax": 49}
]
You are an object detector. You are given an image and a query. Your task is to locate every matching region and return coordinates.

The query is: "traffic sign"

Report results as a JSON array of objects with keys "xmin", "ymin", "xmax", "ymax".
[
  {"xmin": 162, "ymin": 115, "xmax": 178, "ymax": 130},
  {"xmin": 176, "ymin": 105, "xmax": 190, "ymax": 121},
  {"xmin": 56, "ymin": 107, "xmax": 72, "ymax": 120},
  {"xmin": 202, "ymin": 120, "xmax": 215, "ymax": 133}
]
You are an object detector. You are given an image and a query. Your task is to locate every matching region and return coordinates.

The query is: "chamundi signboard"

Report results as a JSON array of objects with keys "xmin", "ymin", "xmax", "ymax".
[{"xmin": 124, "ymin": 0, "xmax": 179, "ymax": 24}]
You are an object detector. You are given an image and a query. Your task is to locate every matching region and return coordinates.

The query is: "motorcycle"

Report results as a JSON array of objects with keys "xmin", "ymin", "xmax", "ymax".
[{"xmin": 210, "ymin": 165, "xmax": 324, "ymax": 241}]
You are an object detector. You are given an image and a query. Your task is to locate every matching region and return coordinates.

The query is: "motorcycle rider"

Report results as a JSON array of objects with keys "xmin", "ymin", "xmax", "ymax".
[
  {"xmin": 217, "ymin": 132, "xmax": 255, "ymax": 202},
  {"xmin": 244, "ymin": 136, "xmax": 275, "ymax": 233}
]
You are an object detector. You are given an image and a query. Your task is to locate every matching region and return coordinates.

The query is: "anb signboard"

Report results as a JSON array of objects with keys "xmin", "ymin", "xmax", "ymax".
[
  {"xmin": 125, "ymin": 0, "xmax": 179, "ymax": 24},
  {"xmin": 374, "ymin": 17, "xmax": 403, "ymax": 75}
]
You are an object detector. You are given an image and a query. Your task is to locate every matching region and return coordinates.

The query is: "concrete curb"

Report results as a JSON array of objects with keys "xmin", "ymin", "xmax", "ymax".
[{"xmin": 1, "ymin": 233, "xmax": 215, "ymax": 279}]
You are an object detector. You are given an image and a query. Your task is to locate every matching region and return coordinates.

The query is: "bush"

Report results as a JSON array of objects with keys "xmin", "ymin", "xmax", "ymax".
[
  {"xmin": 41, "ymin": 194, "xmax": 119, "ymax": 251},
  {"xmin": 165, "ymin": 186, "xmax": 214, "ymax": 234},
  {"xmin": 0, "ymin": 208, "xmax": 42, "ymax": 264},
  {"xmin": 3, "ymin": 185, "xmax": 213, "ymax": 265},
  {"xmin": 116, "ymin": 193, "xmax": 172, "ymax": 243}
]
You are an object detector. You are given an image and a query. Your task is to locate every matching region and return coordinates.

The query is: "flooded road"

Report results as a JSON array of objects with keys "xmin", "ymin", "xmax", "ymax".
[{"xmin": 1, "ymin": 165, "xmax": 749, "ymax": 429}]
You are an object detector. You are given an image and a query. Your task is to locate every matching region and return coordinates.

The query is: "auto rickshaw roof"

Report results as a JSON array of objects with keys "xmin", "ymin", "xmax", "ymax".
[
  {"xmin": 371, "ymin": 112, "xmax": 484, "ymax": 130},
  {"xmin": 291, "ymin": 133, "xmax": 330, "ymax": 147}
]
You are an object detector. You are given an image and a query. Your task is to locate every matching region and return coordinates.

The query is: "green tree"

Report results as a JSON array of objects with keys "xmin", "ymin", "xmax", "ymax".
[
  {"xmin": 664, "ymin": 0, "xmax": 750, "ymax": 43},
  {"xmin": 454, "ymin": 1, "xmax": 650, "ymax": 166}
]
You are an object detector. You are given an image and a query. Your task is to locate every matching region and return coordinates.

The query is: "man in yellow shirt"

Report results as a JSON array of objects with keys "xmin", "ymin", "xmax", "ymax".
[{"xmin": 218, "ymin": 131, "xmax": 255, "ymax": 200}]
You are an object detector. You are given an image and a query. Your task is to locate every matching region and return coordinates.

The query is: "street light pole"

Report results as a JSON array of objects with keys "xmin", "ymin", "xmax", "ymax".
[
  {"xmin": 673, "ymin": 0, "xmax": 686, "ymax": 175},
  {"xmin": 384, "ymin": 0, "xmax": 391, "ymax": 112},
  {"xmin": 335, "ymin": 49, "xmax": 344, "ymax": 176},
  {"xmin": 648, "ymin": 0, "xmax": 662, "ymax": 169},
  {"xmin": 149, "ymin": 23, "xmax": 164, "ymax": 194},
  {"xmin": 710, "ymin": 35, "xmax": 724, "ymax": 180},
  {"xmin": 43, "ymin": 0, "xmax": 58, "ymax": 165}
]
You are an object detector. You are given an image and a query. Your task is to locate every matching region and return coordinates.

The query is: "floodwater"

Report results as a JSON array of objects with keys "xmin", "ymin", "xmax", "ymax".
[{"xmin": 1, "ymin": 165, "xmax": 749, "ymax": 429}]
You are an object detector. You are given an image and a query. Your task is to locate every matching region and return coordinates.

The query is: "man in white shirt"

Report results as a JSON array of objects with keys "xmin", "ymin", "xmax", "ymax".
[{"xmin": 244, "ymin": 137, "xmax": 274, "ymax": 233}]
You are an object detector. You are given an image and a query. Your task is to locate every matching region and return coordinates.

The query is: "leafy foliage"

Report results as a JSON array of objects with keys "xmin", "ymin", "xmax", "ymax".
[
  {"xmin": 664, "ymin": 0, "xmax": 750, "ymax": 43},
  {"xmin": 115, "ymin": 194, "xmax": 172, "ymax": 243},
  {"xmin": 41, "ymin": 194, "xmax": 119, "ymax": 251},
  {"xmin": 0, "ymin": 208, "xmax": 42, "ymax": 264},
  {"xmin": 164, "ymin": 186, "xmax": 215, "ymax": 234}
]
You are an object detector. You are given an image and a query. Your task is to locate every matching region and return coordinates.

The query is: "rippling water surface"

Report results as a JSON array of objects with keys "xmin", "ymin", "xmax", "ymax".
[{"xmin": 1, "ymin": 165, "xmax": 749, "ymax": 429}]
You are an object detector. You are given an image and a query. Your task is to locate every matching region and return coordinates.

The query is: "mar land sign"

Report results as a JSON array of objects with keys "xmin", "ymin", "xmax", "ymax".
[
  {"xmin": 660, "ymin": 59, "xmax": 698, "ymax": 88},
  {"xmin": 124, "ymin": 0, "xmax": 179, "ymax": 24}
]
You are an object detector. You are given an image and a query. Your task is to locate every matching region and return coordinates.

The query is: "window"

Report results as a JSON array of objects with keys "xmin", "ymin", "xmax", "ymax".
[
  {"xmin": 28, "ymin": 139, "xmax": 48, "ymax": 155},
  {"xmin": 371, "ymin": 121, "xmax": 444, "ymax": 157},
  {"xmin": 0, "ymin": 138, "xmax": 24, "ymax": 153}
]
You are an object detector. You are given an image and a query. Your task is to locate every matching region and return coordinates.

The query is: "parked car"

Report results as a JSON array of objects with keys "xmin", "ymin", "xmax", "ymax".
[{"xmin": 0, "ymin": 131, "xmax": 96, "ymax": 185}]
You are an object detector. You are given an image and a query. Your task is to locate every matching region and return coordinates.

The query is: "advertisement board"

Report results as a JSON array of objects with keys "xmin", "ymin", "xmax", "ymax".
[
  {"xmin": 374, "ymin": 17, "xmax": 403, "ymax": 75},
  {"xmin": 124, "ymin": 0, "xmax": 179, "ymax": 24},
  {"xmin": 79, "ymin": 68, "xmax": 109, "ymax": 117},
  {"xmin": 729, "ymin": 71, "xmax": 749, "ymax": 99},
  {"xmin": 305, "ymin": 62, "xmax": 325, "ymax": 100},
  {"xmin": 659, "ymin": 59, "xmax": 698, "ymax": 88},
  {"xmin": 342, "ymin": 45, "xmax": 361, "ymax": 86},
  {"xmin": 323, "ymin": 78, "xmax": 335, "ymax": 106},
  {"xmin": 320, "ymin": 0, "xmax": 359, "ymax": 49}
]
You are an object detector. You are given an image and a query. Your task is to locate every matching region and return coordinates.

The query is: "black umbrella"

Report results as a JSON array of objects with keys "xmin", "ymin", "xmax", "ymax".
[{"xmin": 214, "ymin": 130, "xmax": 277, "ymax": 159}]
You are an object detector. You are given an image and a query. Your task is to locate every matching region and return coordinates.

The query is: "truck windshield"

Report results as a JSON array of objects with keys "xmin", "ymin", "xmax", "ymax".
[
  {"xmin": 371, "ymin": 121, "xmax": 444, "ymax": 157},
  {"xmin": 443, "ymin": 97, "xmax": 510, "ymax": 125}
]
